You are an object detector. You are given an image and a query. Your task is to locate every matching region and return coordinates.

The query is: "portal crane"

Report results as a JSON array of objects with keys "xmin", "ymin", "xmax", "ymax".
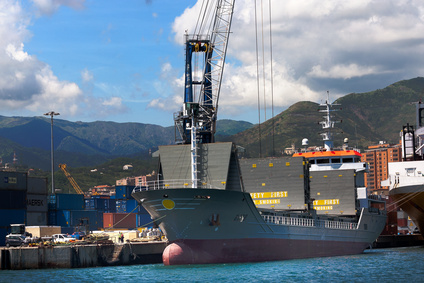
[
  {"xmin": 174, "ymin": 0, "xmax": 235, "ymax": 144},
  {"xmin": 58, "ymin": 163, "xmax": 84, "ymax": 195}
]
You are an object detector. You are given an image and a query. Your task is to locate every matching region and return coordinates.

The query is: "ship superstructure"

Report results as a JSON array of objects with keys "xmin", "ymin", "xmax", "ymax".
[{"xmin": 292, "ymin": 94, "xmax": 372, "ymax": 216}]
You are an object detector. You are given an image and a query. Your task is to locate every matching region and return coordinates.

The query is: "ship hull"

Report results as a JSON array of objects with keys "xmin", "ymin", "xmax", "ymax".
[
  {"xmin": 132, "ymin": 188, "xmax": 386, "ymax": 265},
  {"xmin": 389, "ymin": 185, "xmax": 424, "ymax": 234}
]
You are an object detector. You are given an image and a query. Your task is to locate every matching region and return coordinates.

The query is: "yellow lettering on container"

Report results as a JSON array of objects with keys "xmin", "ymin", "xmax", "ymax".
[
  {"xmin": 314, "ymin": 205, "xmax": 334, "ymax": 210},
  {"xmin": 252, "ymin": 164, "xmax": 257, "ymax": 168},
  {"xmin": 269, "ymin": 163, "xmax": 273, "ymax": 167},
  {"xmin": 286, "ymin": 162, "xmax": 290, "ymax": 166},
  {"xmin": 250, "ymin": 191, "xmax": 288, "ymax": 199},
  {"xmin": 313, "ymin": 199, "xmax": 340, "ymax": 205},
  {"xmin": 254, "ymin": 199, "xmax": 281, "ymax": 205}
]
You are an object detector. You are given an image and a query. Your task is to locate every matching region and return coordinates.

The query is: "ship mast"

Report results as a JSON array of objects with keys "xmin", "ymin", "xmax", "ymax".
[{"xmin": 319, "ymin": 91, "xmax": 340, "ymax": 151}]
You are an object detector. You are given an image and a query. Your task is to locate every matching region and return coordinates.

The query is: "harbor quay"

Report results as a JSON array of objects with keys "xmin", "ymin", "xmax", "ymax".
[{"xmin": 0, "ymin": 241, "xmax": 167, "ymax": 270}]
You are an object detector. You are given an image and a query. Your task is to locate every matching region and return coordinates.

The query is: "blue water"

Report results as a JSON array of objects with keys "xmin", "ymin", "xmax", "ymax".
[{"xmin": 2, "ymin": 246, "xmax": 423, "ymax": 282}]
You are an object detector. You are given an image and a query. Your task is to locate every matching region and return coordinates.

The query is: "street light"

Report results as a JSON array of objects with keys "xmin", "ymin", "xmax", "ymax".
[{"xmin": 44, "ymin": 111, "xmax": 60, "ymax": 195}]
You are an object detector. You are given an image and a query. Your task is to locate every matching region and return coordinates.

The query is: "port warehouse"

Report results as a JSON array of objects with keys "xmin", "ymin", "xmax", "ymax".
[{"xmin": 0, "ymin": 171, "xmax": 152, "ymax": 246}]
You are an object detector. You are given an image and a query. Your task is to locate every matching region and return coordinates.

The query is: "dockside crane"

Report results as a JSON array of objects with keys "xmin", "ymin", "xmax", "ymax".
[
  {"xmin": 174, "ymin": 0, "xmax": 235, "ymax": 145},
  {"xmin": 58, "ymin": 163, "xmax": 84, "ymax": 195}
]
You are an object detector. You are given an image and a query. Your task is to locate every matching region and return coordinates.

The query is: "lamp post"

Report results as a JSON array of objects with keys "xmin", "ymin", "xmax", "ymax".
[{"xmin": 44, "ymin": 111, "xmax": 60, "ymax": 194}]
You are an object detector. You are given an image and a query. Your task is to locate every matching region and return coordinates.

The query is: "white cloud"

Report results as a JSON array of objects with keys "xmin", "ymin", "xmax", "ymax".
[
  {"xmin": 81, "ymin": 68, "xmax": 93, "ymax": 83},
  {"xmin": 307, "ymin": 64, "xmax": 380, "ymax": 80},
  {"xmin": 31, "ymin": 0, "xmax": 85, "ymax": 16},
  {"xmin": 102, "ymin": 96, "xmax": 122, "ymax": 107},
  {"xmin": 0, "ymin": 0, "xmax": 126, "ymax": 120},
  {"xmin": 6, "ymin": 43, "xmax": 31, "ymax": 62},
  {"xmin": 152, "ymin": 0, "xmax": 424, "ymax": 122}
]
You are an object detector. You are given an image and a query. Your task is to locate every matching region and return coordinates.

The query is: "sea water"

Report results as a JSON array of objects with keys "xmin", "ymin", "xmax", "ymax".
[{"xmin": 1, "ymin": 246, "xmax": 423, "ymax": 282}]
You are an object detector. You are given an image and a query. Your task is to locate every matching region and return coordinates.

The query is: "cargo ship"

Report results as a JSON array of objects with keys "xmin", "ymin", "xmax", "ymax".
[
  {"xmin": 132, "ymin": 1, "xmax": 386, "ymax": 265},
  {"xmin": 132, "ymin": 142, "xmax": 386, "ymax": 265},
  {"xmin": 383, "ymin": 102, "xmax": 424, "ymax": 234}
]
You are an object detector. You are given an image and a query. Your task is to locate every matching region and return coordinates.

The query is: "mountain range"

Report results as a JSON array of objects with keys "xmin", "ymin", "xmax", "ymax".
[{"xmin": 0, "ymin": 77, "xmax": 423, "ymax": 171}]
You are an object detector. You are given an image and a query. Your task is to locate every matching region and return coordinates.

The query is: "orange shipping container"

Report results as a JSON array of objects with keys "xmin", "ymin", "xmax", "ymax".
[{"xmin": 103, "ymin": 213, "xmax": 137, "ymax": 229}]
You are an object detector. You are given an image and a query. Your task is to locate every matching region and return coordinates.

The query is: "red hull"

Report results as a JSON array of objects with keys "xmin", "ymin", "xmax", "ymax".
[{"xmin": 163, "ymin": 238, "xmax": 369, "ymax": 265}]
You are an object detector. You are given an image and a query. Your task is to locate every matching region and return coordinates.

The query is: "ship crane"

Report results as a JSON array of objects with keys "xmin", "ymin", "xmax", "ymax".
[
  {"xmin": 174, "ymin": 0, "xmax": 235, "ymax": 145},
  {"xmin": 58, "ymin": 163, "xmax": 84, "ymax": 195}
]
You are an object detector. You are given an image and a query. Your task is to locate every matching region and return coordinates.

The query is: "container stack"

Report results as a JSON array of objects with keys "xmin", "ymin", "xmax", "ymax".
[
  {"xmin": 0, "ymin": 171, "xmax": 27, "ymax": 246},
  {"xmin": 48, "ymin": 193, "xmax": 102, "ymax": 233},
  {"xmin": 106, "ymin": 185, "xmax": 152, "ymax": 229},
  {"xmin": 26, "ymin": 177, "xmax": 48, "ymax": 226}
]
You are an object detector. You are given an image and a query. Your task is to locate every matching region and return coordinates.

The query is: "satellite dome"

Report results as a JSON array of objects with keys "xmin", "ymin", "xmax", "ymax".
[{"xmin": 302, "ymin": 138, "xmax": 309, "ymax": 146}]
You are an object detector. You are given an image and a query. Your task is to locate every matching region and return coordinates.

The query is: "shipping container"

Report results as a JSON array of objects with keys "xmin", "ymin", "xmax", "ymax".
[
  {"xmin": 55, "ymin": 210, "xmax": 102, "ymax": 231},
  {"xmin": 103, "ymin": 213, "xmax": 137, "ymax": 229},
  {"xmin": 0, "ymin": 209, "xmax": 26, "ymax": 227},
  {"xmin": 116, "ymin": 200, "xmax": 126, "ymax": 213},
  {"xmin": 0, "ymin": 227, "xmax": 9, "ymax": 246},
  {"xmin": 0, "ymin": 190, "xmax": 26, "ymax": 209},
  {"xmin": 116, "ymin": 199, "xmax": 141, "ymax": 213},
  {"xmin": 56, "ymin": 210, "xmax": 71, "ymax": 227},
  {"xmin": 61, "ymin": 227, "xmax": 74, "ymax": 235},
  {"xmin": 26, "ymin": 211, "xmax": 48, "ymax": 226},
  {"xmin": 115, "ymin": 185, "xmax": 135, "ymax": 199},
  {"xmin": 48, "ymin": 210, "xmax": 57, "ymax": 225},
  {"xmin": 0, "ymin": 171, "xmax": 27, "ymax": 191},
  {"xmin": 49, "ymin": 193, "xmax": 85, "ymax": 210},
  {"xmin": 27, "ymin": 194, "xmax": 48, "ymax": 212},
  {"xmin": 97, "ymin": 211, "xmax": 104, "ymax": 229},
  {"xmin": 85, "ymin": 198, "xmax": 116, "ymax": 213},
  {"xmin": 137, "ymin": 213, "xmax": 152, "ymax": 228},
  {"xmin": 27, "ymin": 177, "xmax": 48, "ymax": 195},
  {"xmin": 125, "ymin": 199, "xmax": 139, "ymax": 213}
]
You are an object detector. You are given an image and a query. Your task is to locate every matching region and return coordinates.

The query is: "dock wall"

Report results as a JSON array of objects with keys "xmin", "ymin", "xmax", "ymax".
[{"xmin": 0, "ymin": 241, "xmax": 166, "ymax": 270}]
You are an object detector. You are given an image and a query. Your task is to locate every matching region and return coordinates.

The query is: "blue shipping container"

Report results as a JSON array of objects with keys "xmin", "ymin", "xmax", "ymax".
[
  {"xmin": 137, "ymin": 213, "xmax": 152, "ymax": 228},
  {"xmin": 55, "ymin": 210, "xmax": 101, "ymax": 231},
  {"xmin": 85, "ymin": 198, "xmax": 116, "ymax": 213},
  {"xmin": 0, "ymin": 227, "xmax": 9, "ymax": 246},
  {"xmin": 126, "ymin": 199, "xmax": 139, "ymax": 213},
  {"xmin": 0, "ymin": 190, "xmax": 26, "ymax": 209},
  {"xmin": 0, "ymin": 209, "xmax": 26, "ymax": 227},
  {"xmin": 56, "ymin": 210, "xmax": 71, "ymax": 227},
  {"xmin": 48, "ymin": 210, "xmax": 57, "ymax": 225},
  {"xmin": 115, "ymin": 186, "xmax": 135, "ymax": 199},
  {"xmin": 50, "ymin": 194, "xmax": 85, "ymax": 210}
]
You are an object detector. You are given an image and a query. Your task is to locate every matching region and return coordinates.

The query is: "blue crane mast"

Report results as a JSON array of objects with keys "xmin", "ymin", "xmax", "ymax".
[{"xmin": 174, "ymin": 0, "xmax": 235, "ymax": 145}]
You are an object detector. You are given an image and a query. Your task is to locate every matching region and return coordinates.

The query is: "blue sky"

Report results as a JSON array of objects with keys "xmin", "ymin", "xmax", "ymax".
[{"xmin": 1, "ymin": 0, "xmax": 424, "ymax": 126}]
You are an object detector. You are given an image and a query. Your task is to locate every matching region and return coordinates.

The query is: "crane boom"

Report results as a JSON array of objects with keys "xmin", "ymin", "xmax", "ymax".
[
  {"xmin": 58, "ymin": 163, "xmax": 84, "ymax": 195},
  {"xmin": 174, "ymin": 0, "xmax": 235, "ymax": 144}
]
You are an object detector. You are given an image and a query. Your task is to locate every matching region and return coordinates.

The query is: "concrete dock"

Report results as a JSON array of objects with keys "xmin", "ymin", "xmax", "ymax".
[{"xmin": 0, "ymin": 241, "xmax": 167, "ymax": 270}]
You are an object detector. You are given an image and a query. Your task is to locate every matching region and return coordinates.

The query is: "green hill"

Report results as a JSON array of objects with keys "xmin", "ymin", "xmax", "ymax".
[{"xmin": 229, "ymin": 77, "xmax": 424, "ymax": 157}]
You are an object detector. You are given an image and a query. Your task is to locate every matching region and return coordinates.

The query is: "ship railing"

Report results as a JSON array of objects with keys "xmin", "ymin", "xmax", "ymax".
[
  {"xmin": 133, "ymin": 179, "xmax": 221, "ymax": 192},
  {"xmin": 262, "ymin": 215, "xmax": 358, "ymax": 230}
]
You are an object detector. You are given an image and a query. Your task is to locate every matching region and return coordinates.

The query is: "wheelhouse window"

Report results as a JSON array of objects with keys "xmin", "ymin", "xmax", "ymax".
[{"xmin": 316, "ymin": 158, "xmax": 330, "ymax": 164}]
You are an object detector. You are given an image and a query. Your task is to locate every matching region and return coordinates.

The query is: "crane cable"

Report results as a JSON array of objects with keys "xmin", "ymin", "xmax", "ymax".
[
  {"xmin": 261, "ymin": 0, "xmax": 267, "ymax": 156},
  {"xmin": 255, "ymin": 0, "xmax": 275, "ymax": 158},
  {"xmin": 254, "ymin": 0, "xmax": 262, "ymax": 158},
  {"xmin": 269, "ymin": 0, "xmax": 275, "ymax": 157}
]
